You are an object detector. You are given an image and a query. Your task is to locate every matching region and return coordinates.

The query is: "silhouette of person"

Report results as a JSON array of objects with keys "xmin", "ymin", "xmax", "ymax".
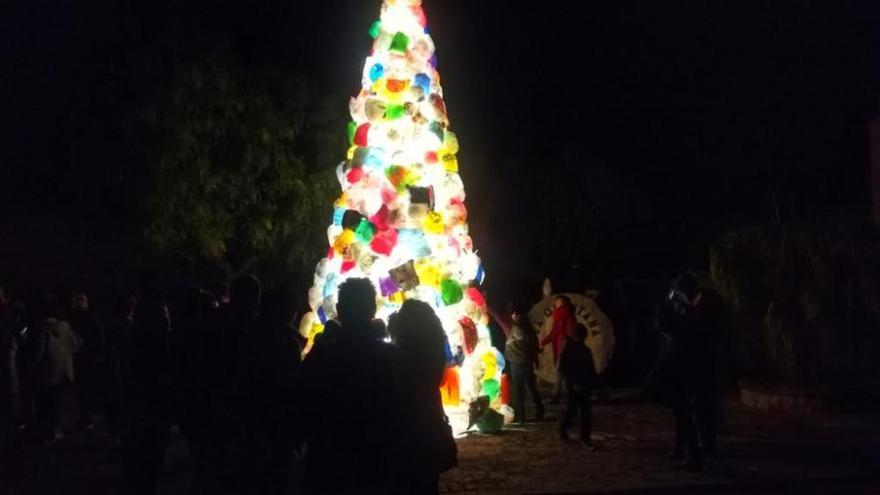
[
  {"xmin": 301, "ymin": 278, "xmax": 406, "ymax": 494},
  {"xmin": 68, "ymin": 291, "xmax": 104, "ymax": 430},
  {"xmin": 234, "ymin": 287, "xmax": 304, "ymax": 495},
  {"xmin": 310, "ymin": 319, "xmax": 342, "ymax": 353},
  {"xmin": 0, "ymin": 299, "xmax": 24, "ymax": 452},
  {"xmin": 106, "ymin": 293, "xmax": 136, "ymax": 445},
  {"xmin": 388, "ymin": 300, "xmax": 457, "ymax": 494},
  {"xmin": 122, "ymin": 276, "xmax": 174, "ymax": 495},
  {"xmin": 693, "ymin": 288, "xmax": 722, "ymax": 453},
  {"xmin": 660, "ymin": 272, "xmax": 704, "ymax": 471},
  {"xmin": 558, "ymin": 323, "xmax": 596, "ymax": 448},
  {"xmin": 169, "ymin": 286, "xmax": 218, "ymax": 495},
  {"xmin": 199, "ymin": 275, "xmax": 264, "ymax": 494}
]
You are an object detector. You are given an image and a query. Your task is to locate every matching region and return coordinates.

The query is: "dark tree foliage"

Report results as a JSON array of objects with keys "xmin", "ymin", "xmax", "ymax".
[
  {"xmin": 146, "ymin": 58, "xmax": 340, "ymax": 282},
  {"xmin": 711, "ymin": 221, "xmax": 880, "ymax": 387}
]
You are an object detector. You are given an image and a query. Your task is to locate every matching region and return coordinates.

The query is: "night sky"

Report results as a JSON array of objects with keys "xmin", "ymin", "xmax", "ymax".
[{"xmin": 2, "ymin": 0, "xmax": 878, "ymax": 285}]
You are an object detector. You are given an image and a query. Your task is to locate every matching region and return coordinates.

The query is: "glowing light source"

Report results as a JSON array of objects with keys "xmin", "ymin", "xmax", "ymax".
[{"xmin": 303, "ymin": 0, "xmax": 503, "ymax": 428}]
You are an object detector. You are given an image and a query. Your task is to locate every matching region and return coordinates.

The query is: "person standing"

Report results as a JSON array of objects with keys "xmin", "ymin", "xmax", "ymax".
[
  {"xmin": 106, "ymin": 294, "xmax": 136, "ymax": 445},
  {"xmin": 205, "ymin": 275, "xmax": 263, "ymax": 495},
  {"xmin": 236, "ymin": 287, "xmax": 304, "ymax": 495},
  {"xmin": 0, "ymin": 301, "xmax": 22, "ymax": 451},
  {"xmin": 169, "ymin": 287, "xmax": 218, "ymax": 495},
  {"xmin": 69, "ymin": 291, "xmax": 104, "ymax": 431},
  {"xmin": 30, "ymin": 298, "xmax": 82, "ymax": 443},
  {"xmin": 658, "ymin": 273, "xmax": 704, "ymax": 471},
  {"xmin": 541, "ymin": 295, "xmax": 576, "ymax": 402},
  {"xmin": 388, "ymin": 300, "xmax": 457, "ymax": 494},
  {"xmin": 558, "ymin": 324, "xmax": 596, "ymax": 449},
  {"xmin": 693, "ymin": 288, "xmax": 722, "ymax": 454},
  {"xmin": 301, "ymin": 278, "xmax": 407, "ymax": 494},
  {"xmin": 504, "ymin": 304, "xmax": 544, "ymax": 424},
  {"xmin": 121, "ymin": 279, "xmax": 173, "ymax": 495}
]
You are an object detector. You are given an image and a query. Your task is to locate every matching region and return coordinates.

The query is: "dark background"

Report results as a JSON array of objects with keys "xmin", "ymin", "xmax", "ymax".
[{"xmin": 1, "ymin": 0, "xmax": 878, "ymax": 296}]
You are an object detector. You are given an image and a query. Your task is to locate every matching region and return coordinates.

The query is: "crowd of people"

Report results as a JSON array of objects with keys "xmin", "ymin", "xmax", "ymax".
[
  {"xmin": 502, "ymin": 277, "xmax": 721, "ymax": 470},
  {"xmin": 0, "ymin": 271, "xmax": 720, "ymax": 493},
  {"xmin": 0, "ymin": 276, "xmax": 459, "ymax": 494}
]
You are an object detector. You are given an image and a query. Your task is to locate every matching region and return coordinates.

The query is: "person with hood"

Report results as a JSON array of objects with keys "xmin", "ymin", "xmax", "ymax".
[
  {"xmin": 541, "ymin": 295, "xmax": 576, "ymax": 401},
  {"xmin": 505, "ymin": 304, "xmax": 544, "ymax": 424},
  {"xmin": 30, "ymin": 296, "xmax": 82, "ymax": 443}
]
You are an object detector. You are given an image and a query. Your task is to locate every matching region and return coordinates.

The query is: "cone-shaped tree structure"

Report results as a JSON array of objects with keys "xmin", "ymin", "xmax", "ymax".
[{"xmin": 303, "ymin": 0, "xmax": 503, "ymax": 406}]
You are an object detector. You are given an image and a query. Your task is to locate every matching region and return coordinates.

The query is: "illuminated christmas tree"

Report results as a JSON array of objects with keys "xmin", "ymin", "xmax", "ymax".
[{"xmin": 301, "ymin": 0, "xmax": 504, "ymax": 410}]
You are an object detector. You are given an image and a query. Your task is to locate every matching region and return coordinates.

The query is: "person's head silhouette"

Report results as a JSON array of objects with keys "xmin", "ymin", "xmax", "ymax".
[
  {"xmin": 336, "ymin": 278, "xmax": 377, "ymax": 330},
  {"xmin": 388, "ymin": 299, "xmax": 446, "ymax": 385},
  {"xmin": 388, "ymin": 299, "xmax": 443, "ymax": 351},
  {"xmin": 671, "ymin": 272, "xmax": 699, "ymax": 306},
  {"xmin": 230, "ymin": 275, "xmax": 261, "ymax": 315}
]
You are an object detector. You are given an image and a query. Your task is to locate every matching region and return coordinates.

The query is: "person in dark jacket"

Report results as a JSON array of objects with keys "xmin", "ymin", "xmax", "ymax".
[
  {"xmin": 693, "ymin": 288, "xmax": 722, "ymax": 453},
  {"xmin": 302, "ymin": 278, "xmax": 406, "ymax": 494},
  {"xmin": 659, "ymin": 273, "xmax": 704, "ymax": 471},
  {"xmin": 388, "ymin": 300, "xmax": 457, "ymax": 494},
  {"xmin": 106, "ymin": 293, "xmax": 136, "ymax": 445},
  {"xmin": 69, "ymin": 291, "xmax": 104, "ymax": 431},
  {"xmin": 234, "ymin": 287, "xmax": 304, "ymax": 495},
  {"xmin": 196, "ymin": 275, "xmax": 263, "ymax": 495},
  {"xmin": 169, "ymin": 286, "xmax": 218, "ymax": 495},
  {"xmin": 504, "ymin": 305, "xmax": 544, "ymax": 424},
  {"xmin": 0, "ymin": 301, "xmax": 23, "ymax": 451},
  {"xmin": 121, "ymin": 279, "xmax": 173, "ymax": 495},
  {"xmin": 16, "ymin": 299, "xmax": 40, "ymax": 433},
  {"xmin": 558, "ymin": 323, "xmax": 596, "ymax": 448}
]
